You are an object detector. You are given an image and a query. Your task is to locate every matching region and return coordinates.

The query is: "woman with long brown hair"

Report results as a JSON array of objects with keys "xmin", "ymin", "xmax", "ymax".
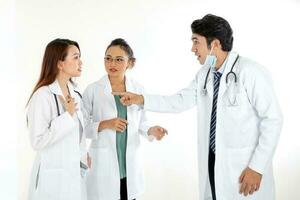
[{"xmin": 26, "ymin": 38, "xmax": 90, "ymax": 200}]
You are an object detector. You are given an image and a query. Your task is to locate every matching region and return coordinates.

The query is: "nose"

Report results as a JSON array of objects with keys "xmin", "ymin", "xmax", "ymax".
[
  {"xmin": 105, "ymin": 61, "xmax": 116, "ymax": 69},
  {"xmin": 109, "ymin": 59, "xmax": 119, "ymax": 66},
  {"xmin": 191, "ymin": 44, "xmax": 196, "ymax": 53}
]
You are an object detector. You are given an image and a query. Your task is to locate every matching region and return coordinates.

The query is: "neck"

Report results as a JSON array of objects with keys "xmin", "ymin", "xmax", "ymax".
[
  {"xmin": 215, "ymin": 51, "xmax": 229, "ymax": 70},
  {"xmin": 108, "ymin": 75, "xmax": 125, "ymax": 86},
  {"xmin": 57, "ymin": 73, "xmax": 70, "ymax": 92}
]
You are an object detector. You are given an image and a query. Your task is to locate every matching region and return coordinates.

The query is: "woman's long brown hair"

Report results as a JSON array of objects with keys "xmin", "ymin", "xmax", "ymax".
[{"xmin": 26, "ymin": 38, "xmax": 80, "ymax": 106}]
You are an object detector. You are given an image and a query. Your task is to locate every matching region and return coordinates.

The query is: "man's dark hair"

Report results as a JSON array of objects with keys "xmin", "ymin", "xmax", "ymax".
[{"xmin": 191, "ymin": 14, "xmax": 233, "ymax": 51}]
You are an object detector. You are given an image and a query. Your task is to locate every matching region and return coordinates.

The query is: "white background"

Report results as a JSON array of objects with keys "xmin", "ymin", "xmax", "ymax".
[{"xmin": 1, "ymin": 0, "xmax": 300, "ymax": 199}]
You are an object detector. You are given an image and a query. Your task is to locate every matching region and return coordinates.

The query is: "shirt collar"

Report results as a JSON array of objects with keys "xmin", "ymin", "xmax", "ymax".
[{"xmin": 212, "ymin": 52, "xmax": 230, "ymax": 74}]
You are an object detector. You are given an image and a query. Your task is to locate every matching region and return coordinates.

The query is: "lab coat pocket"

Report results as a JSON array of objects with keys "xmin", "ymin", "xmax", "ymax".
[
  {"xmin": 80, "ymin": 161, "xmax": 89, "ymax": 178},
  {"xmin": 91, "ymin": 130, "xmax": 111, "ymax": 148},
  {"xmin": 39, "ymin": 169, "xmax": 63, "ymax": 200},
  {"xmin": 42, "ymin": 144, "xmax": 63, "ymax": 169},
  {"xmin": 227, "ymin": 147, "xmax": 256, "ymax": 200},
  {"xmin": 222, "ymin": 90, "xmax": 242, "ymax": 107},
  {"xmin": 223, "ymin": 81, "xmax": 245, "ymax": 106},
  {"xmin": 35, "ymin": 164, "xmax": 41, "ymax": 190},
  {"xmin": 88, "ymin": 147, "xmax": 109, "ymax": 177},
  {"xmin": 227, "ymin": 147, "xmax": 254, "ymax": 184}
]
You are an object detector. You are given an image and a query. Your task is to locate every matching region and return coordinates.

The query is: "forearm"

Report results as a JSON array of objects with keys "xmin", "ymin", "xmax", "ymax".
[
  {"xmin": 143, "ymin": 93, "xmax": 196, "ymax": 113},
  {"xmin": 249, "ymin": 112, "xmax": 283, "ymax": 174}
]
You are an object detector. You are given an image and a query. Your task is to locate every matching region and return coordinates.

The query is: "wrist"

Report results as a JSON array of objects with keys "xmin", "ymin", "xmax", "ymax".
[
  {"xmin": 98, "ymin": 121, "xmax": 107, "ymax": 132},
  {"xmin": 147, "ymin": 128, "xmax": 151, "ymax": 135},
  {"xmin": 67, "ymin": 110, "xmax": 74, "ymax": 116},
  {"xmin": 139, "ymin": 95, "xmax": 144, "ymax": 105}
]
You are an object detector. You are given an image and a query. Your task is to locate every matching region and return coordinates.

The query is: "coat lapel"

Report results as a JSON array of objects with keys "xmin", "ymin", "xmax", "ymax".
[
  {"xmin": 206, "ymin": 69, "xmax": 214, "ymax": 101},
  {"xmin": 218, "ymin": 52, "xmax": 239, "ymax": 100},
  {"xmin": 68, "ymin": 82, "xmax": 85, "ymax": 130},
  {"xmin": 100, "ymin": 75, "xmax": 118, "ymax": 110},
  {"xmin": 48, "ymin": 79, "xmax": 63, "ymax": 97},
  {"xmin": 48, "ymin": 80, "xmax": 85, "ymax": 129}
]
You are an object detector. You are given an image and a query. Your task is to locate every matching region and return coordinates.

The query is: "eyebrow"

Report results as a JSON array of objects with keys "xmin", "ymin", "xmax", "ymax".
[
  {"xmin": 105, "ymin": 55, "xmax": 126, "ymax": 58},
  {"xmin": 191, "ymin": 37, "xmax": 198, "ymax": 41},
  {"xmin": 72, "ymin": 52, "xmax": 80, "ymax": 56}
]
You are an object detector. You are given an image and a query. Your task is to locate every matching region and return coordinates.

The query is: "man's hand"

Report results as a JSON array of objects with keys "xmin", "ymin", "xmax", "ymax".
[
  {"xmin": 239, "ymin": 167, "xmax": 262, "ymax": 196},
  {"xmin": 112, "ymin": 92, "xmax": 144, "ymax": 106},
  {"xmin": 148, "ymin": 126, "xmax": 168, "ymax": 140}
]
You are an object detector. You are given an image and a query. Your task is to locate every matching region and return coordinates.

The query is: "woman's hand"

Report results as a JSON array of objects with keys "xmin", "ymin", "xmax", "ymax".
[
  {"xmin": 59, "ymin": 95, "xmax": 77, "ymax": 116},
  {"xmin": 148, "ymin": 126, "xmax": 168, "ymax": 140},
  {"xmin": 98, "ymin": 118, "xmax": 128, "ymax": 132}
]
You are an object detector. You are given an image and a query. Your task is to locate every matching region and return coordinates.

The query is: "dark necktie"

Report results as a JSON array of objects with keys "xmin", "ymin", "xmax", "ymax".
[{"xmin": 209, "ymin": 72, "xmax": 222, "ymax": 153}]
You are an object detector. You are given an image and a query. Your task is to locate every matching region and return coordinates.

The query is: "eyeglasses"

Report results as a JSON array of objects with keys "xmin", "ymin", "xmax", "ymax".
[{"xmin": 104, "ymin": 56, "xmax": 127, "ymax": 65}]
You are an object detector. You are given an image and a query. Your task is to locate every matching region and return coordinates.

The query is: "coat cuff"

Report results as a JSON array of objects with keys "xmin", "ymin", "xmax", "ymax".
[
  {"xmin": 85, "ymin": 122, "xmax": 99, "ymax": 139},
  {"xmin": 140, "ymin": 125, "xmax": 154, "ymax": 142},
  {"xmin": 248, "ymin": 153, "xmax": 270, "ymax": 175}
]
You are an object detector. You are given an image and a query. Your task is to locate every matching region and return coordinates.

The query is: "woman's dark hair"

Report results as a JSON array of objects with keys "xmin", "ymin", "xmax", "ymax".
[
  {"xmin": 105, "ymin": 38, "xmax": 136, "ymax": 67},
  {"xmin": 27, "ymin": 38, "xmax": 80, "ymax": 105},
  {"xmin": 191, "ymin": 14, "xmax": 233, "ymax": 51}
]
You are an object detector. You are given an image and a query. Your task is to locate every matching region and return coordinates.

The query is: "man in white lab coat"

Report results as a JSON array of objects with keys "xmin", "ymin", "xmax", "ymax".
[{"xmin": 113, "ymin": 14, "xmax": 283, "ymax": 200}]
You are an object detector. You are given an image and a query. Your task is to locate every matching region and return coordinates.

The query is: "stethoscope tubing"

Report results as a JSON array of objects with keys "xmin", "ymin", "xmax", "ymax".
[{"xmin": 202, "ymin": 54, "xmax": 240, "ymax": 95}]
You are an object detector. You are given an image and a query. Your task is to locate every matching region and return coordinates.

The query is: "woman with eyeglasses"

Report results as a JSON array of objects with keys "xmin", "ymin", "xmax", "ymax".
[
  {"xmin": 82, "ymin": 38, "xmax": 167, "ymax": 200},
  {"xmin": 26, "ymin": 38, "xmax": 91, "ymax": 200}
]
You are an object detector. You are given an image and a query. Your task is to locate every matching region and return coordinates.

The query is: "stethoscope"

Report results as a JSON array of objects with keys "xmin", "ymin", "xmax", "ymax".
[
  {"xmin": 53, "ymin": 90, "xmax": 89, "ymax": 173},
  {"xmin": 201, "ymin": 54, "xmax": 240, "ymax": 96}
]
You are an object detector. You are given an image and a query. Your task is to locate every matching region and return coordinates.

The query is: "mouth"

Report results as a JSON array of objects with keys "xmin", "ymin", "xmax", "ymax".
[
  {"xmin": 78, "ymin": 68, "xmax": 82, "ymax": 72},
  {"xmin": 109, "ymin": 68, "xmax": 117, "ymax": 72}
]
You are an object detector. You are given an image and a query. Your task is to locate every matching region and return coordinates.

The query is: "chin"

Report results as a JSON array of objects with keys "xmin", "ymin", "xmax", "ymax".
[
  {"xmin": 73, "ymin": 73, "xmax": 81, "ymax": 77},
  {"xmin": 109, "ymin": 73, "xmax": 121, "ymax": 77}
]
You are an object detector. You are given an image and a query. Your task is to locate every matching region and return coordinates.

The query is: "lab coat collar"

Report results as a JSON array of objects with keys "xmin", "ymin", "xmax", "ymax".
[
  {"xmin": 207, "ymin": 51, "xmax": 239, "ymax": 81},
  {"xmin": 218, "ymin": 51, "xmax": 239, "ymax": 98},
  {"xmin": 221, "ymin": 51, "xmax": 239, "ymax": 80},
  {"xmin": 97, "ymin": 74, "xmax": 134, "ymax": 94},
  {"xmin": 48, "ymin": 79, "xmax": 77, "ymax": 100},
  {"xmin": 205, "ymin": 51, "xmax": 239, "ymax": 99}
]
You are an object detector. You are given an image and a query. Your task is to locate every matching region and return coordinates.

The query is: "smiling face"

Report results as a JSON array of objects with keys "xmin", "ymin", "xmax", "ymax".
[
  {"xmin": 58, "ymin": 45, "xmax": 82, "ymax": 78},
  {"xmin": 104, "ymin": 45, "xmax": 132, "ymax": 78},
  {"xmin": 191, "ymin": 33, "xmax": 213, "ymax": 65}
]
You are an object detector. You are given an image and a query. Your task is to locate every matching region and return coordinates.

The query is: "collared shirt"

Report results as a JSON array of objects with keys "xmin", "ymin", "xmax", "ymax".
[
  {"xmin": 212, "ymin": 53, "xmax": 230, "ymax": 75},
  {"xmin": 114, "ymin": 95, "xmax": 128, "ymax": 179}
]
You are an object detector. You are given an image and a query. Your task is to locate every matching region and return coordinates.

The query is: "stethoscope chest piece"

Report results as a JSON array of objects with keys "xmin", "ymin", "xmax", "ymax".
[{"xmin": 201, "ymin": 88, "xmax": 207, "ymax": 96}]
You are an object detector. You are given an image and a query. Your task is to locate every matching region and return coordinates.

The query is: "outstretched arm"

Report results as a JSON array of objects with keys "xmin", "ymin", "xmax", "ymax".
[{"xmin": 113, "ymin": 76, "xmax": 199, "ymax": 113}]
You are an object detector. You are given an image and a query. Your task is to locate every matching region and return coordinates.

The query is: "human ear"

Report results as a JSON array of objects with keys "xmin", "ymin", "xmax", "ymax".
[
  {"xmin": 212, "ymin": 39, "xmax": 222, "ymax": 50},
  {"xmin": 127, "ymin": 59, "xmax": 135, "ymax": 69},
  {"xmin": 57, "ymin": 60, "xmax": 64, "ymax": 70}
]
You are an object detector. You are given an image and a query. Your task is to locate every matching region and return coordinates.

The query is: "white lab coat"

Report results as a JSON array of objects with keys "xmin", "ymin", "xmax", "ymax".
[
  {"xmin": 27, "ymin": 80, "xmax": 88, "ymax": 200},
  {"xmin": 143, "ymin": 52, "xmax": 283, "ymax": 200},
  {"xmin": 82, "ymin": 75, "xmax": 152, "ymax": 200}
]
